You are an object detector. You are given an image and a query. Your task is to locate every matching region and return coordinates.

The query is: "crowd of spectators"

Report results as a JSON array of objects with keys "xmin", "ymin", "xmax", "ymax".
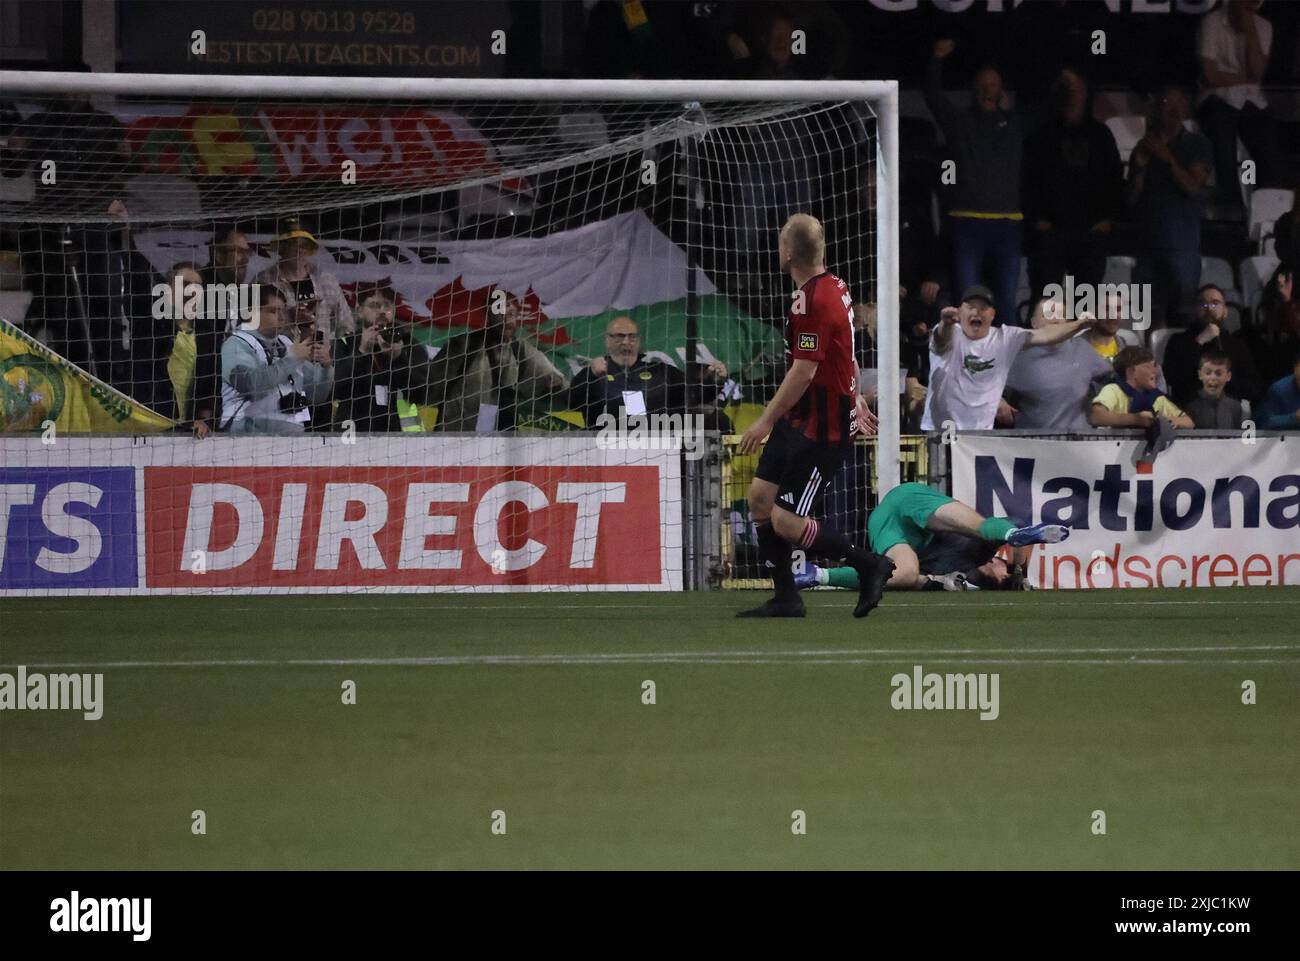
[
  {"xmin": 141, "ymin": 220, "xmax": 734, "ymax": 437},
  {"xmin": 857, "ymin": 0, "xmax": 1300, "ymax": 435},
  {"xmin": 2, "ymin": 1, "xmax": 1298, "ymax": 437}
]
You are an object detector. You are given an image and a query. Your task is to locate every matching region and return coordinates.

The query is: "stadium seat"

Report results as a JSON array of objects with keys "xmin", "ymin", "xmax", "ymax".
[
  {"xmin": 1235, "ymin": 137, "xmax": 1254, "ymax": 211},
  {"xmin": 1240, "ymin": 255, "xmax": 1280, "ymax": 320},
  {"xmin": 1104, "ymin": 115, "xmax": 1144, "ymax": 165},
  {"xmin": 1102, "ymin": 256, "xmax": 1135, "ymax": 287},
  {"xmin": 1201, "ymin": 256, "xmax": 1236, "ymax": 293},
  {"xmin": 1149, "ymin": 327, "xmax": 1175, "ymax": 367},
  {"xmin": 0, "ymin": 289, "xmax": 32, "ymax": 325},
  {"xmin": 1249, "ymin": 188, "xmax": 1294, "ymax": 250}
]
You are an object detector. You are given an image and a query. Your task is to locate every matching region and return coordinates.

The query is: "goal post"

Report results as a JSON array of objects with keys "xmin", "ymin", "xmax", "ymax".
[{"xmin": 0, "ymin": 70, "xmax": 900, "ymax": 595}]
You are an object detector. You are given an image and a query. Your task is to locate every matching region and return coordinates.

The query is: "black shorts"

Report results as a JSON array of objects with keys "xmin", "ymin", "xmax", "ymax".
[{"xmin": 754, "ymin": 419, "xmax": 851, "ymax": 518}]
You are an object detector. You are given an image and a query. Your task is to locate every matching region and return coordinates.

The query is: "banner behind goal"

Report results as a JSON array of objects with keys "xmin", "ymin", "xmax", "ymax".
[{"xmin": 0, "ymin": 73, "xmax": 899, "ymax": 594}]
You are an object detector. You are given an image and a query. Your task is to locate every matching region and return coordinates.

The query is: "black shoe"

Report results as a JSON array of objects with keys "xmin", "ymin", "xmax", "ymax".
[
  {"xmin": 736, "ymin": 597, "xmax": 806, "ymax": 618},
  {"xmin": 851, "ymin": 553, "xmax": 895, "ymax": 619}
]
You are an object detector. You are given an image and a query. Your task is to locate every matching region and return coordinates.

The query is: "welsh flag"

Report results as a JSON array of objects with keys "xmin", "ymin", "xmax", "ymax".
[{"xmin": 136, "ymin": 211, "xmax": 780, "ymax": 382}]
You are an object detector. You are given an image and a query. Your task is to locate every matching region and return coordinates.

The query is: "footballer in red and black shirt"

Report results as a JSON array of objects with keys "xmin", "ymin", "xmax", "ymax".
[{"xmin": 737, "ymin": 214, "xmax": 895, "ymax": 619}]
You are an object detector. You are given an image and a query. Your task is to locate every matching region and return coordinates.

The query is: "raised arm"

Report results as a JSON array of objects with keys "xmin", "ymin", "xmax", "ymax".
[
  {"xmin": 923, "ymin": 39, "xmax": 961, "ymax": 139},
  {"xmin": 1028, "ymin": 317, "xmax": 1093, "ymax": 347},
  {"xmin": 223, "ymin": 334, "xmax": 308, "ymax": 396},
  {"xmin": 932, "ymin": 306, "xmax": 960, "ymax": 355}
]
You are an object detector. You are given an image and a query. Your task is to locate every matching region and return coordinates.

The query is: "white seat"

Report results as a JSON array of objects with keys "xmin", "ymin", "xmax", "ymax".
[
  {"xmin": 1240, "ymin": 255, "xmax": 1280, "ymax": 318},
  {"xmin": 1150, "ymin": 327, "xmax": 1175, "ymax": 368},
  {"xmin": 1201, "ymin": 256, "xmax": 1236, "ymax": 293},
  {"xmin": 1234, "ymin": 137, "xmax": 1254, "ymax": 208},
  {"xmin": 1248, "ymin": 188, "xmax": 1294, "ymax": 244},
  {"xmin": 0, "ymin": 289, "xmax": 32, "ymax": 325},
  {"xmin": 1102, "ymin": 256, "xmax": 1135, "ymax": 287},
  {"xmin": 1105, "ymin": 115, "xmax": 1144, "ymax": 165}
]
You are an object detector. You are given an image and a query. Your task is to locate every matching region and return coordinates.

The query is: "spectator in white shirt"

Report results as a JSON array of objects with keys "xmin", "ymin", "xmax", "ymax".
[
  {"xmin": 1196, "ymin": 0, "xmax": 1288, "ymax": 204},
  {"xmin": 921, "ymin": 285, "xmax": 1094, "ymax": 431}
]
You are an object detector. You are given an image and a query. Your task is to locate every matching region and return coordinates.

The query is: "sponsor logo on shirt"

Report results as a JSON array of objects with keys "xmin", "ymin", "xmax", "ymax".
[{"xmin": 797, "ymin": 332, "xmax": 819, "ymax": 351}]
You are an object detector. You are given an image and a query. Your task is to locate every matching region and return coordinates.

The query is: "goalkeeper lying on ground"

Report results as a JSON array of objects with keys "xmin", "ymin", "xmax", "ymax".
[{"xmin": 795, "ymin": 482, "xmax": 1069, "ymax": 592}]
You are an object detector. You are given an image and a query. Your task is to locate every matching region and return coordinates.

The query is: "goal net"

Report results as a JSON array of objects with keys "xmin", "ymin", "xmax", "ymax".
[{"xmin": 0, "ymin": 73, "xmax": 898, "ymax": 595}]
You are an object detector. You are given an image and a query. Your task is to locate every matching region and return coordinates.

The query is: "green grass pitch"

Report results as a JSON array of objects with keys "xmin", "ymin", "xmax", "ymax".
[{"xmin": 1, "ymin": 588, "xmax": 1297, "ymax": 870}]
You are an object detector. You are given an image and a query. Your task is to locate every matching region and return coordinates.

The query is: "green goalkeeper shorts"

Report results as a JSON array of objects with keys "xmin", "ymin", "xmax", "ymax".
[{"xmin": 867, "ymin": 482, "xmax": 956, "ymax": 555}]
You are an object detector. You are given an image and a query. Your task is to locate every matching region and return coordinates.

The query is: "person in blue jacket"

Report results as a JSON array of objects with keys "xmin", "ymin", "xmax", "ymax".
[{"xmin": 1256, "ymin": 348, "xmax": 1300, "ymax": 431}]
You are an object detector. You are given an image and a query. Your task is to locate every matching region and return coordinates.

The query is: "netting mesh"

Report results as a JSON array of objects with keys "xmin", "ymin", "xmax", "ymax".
[{"xmin": 0, "ymin": 84, "xmax": 881, "ymax": 593}]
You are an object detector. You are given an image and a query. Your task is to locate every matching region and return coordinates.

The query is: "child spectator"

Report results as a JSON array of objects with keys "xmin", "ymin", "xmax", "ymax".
[
  {"xmin": 1184, "ymin": 350, "xmax": 1245, "ymax": 428},
  {"xmin": 160, "ymin": 261, "xmax": 205, "ymax": 431},
  {"xmin": 1090, "ymin": 345, "xmax": 1194, "ymax": 429}
]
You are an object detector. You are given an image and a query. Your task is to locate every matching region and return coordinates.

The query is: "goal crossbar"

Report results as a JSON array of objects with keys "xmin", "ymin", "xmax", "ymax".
[{"xmin": 0, "ymin": 71, "xmax": 897, "ymax": 103}]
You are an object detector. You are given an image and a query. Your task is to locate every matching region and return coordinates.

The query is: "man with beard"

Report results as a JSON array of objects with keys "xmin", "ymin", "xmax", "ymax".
[
  {"xmin": 1161, "ymin": 284, "xmax": 1263, "ymax": 406},
  {"xmin": 331, "ymin": 281, "xmax": 437, "ymax": 432},
  {"xmin": 567, "ymin": 314, "xmax": 731, "ymax": 430}
]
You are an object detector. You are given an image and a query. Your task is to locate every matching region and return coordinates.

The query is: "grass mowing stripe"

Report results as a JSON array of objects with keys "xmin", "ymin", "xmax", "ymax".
[
  {"xmin": 6, "ymin": 597, "xmax": 1300, "ymax": 616},
  {"xmin": 8, "ymin": 643, "xmax": 1296, "ymax": 659},
  {"xmin": 9, "ymin": 655, "xmax": 1298, "ymax": 669}
]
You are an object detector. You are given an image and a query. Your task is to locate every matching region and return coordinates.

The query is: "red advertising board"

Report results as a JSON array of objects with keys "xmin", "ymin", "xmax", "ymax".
[{"xmin": 145, "ymin": 465, "xmax": 665, "ymax": 589}]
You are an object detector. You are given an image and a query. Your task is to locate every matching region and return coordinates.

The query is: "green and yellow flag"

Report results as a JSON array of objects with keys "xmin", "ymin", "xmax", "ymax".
[{"xmin": 0, "ymin": 320, "xmax": 175, "ymax": 434}]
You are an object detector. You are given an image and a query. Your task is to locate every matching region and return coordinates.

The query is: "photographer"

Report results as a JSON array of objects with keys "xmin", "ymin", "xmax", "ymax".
[
  {"xmin": 332, "ymin": 281, "xmax": 437, "ymax": 432},
  {"xmin": 219, "ymin": 285, "xmax": 334, "ymax": 434}
]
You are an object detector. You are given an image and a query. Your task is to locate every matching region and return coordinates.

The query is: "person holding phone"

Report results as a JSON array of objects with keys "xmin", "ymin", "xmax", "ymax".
[
  {"xmin": 254, "ymin": 217, "xmax": 354, "ymax": 341},
  {"xmin": 332, "ymin": 280, "xmax": 438, "ymax": 432},
  {"xmin": 219, "ymin": 285, "xmax": 334, "ymax": 434}
]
